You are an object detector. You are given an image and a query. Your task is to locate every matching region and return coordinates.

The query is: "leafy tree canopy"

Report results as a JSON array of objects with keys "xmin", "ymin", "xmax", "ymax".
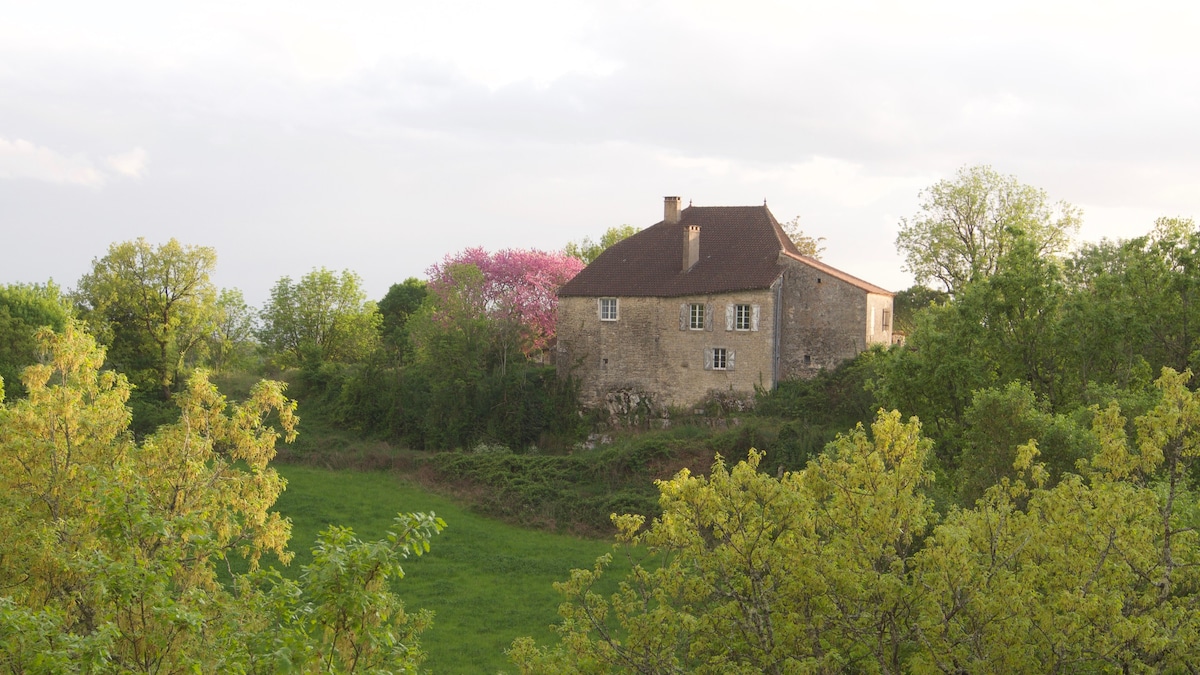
[
  {"xmin": 0, "ymin": 281, "xmax": 71, "ymax": 399},
  {"xmin": 378, "ymin": 277, "xmax": 427, "ymax": 360},
  {"xmin": 896, "ymin": 165, "xmax": 1080, "ymax": 295},
  {"xmin": 258, "ymin": 267, "xmax": 381, "ymax": 367},
  {"xmin": 0, "ymin": 322, "xmax": 443, "ymax": 673},
  {"xmin": 564, "ymin": 225, "xmax": 639, "ymax": 265},
  {"xmin": 74, "ymin": 238, "xmax": 219, "ymax": 399},
  {"xmin": 208, "ymin": 287, "xmax": 258, "ymax": 373},
  {"xmin": 514, "ymin": 375, "xmax": 1200, "ymax": 672}
]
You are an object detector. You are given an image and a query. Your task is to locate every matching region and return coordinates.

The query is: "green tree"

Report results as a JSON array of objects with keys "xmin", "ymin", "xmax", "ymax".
[
  {"xmin": 890, "ymin": 284, "xmax": 948, "ymax": 336},
  {"xmin": 0, "ymin": 281, "xmax": 71, "ymax": 399},
  {"xmin": 565, "ymin": 225, "xmax": 639, "ymax": 265},
  {"xmin": 258, "ymin": 268, "xmax": 381, "ymax": 367},
  {"xmin": 957, "ymin": 381, "xmax": 1094, "ymax": 504},
  {"xmin": 512, "ymin": 410, "xmax": 935, "ymax": 673},
  {"xmin": 378, "ymin": 277, "xmax": 427, "ymax": 362},
  {"xmin": 0, "ymin": 321, "xmax": 443, "ymax": 673},
  {"xmin": 896, "ymin": 165, "xmax": 1080, "ymax": 295},
  {"xmin": 516, "ymin": 372, "xmax": 1200, "ymax": 672},
  {"xmin": 207, "ymin": 287, "xmax": 258, "ymax": 373},
  {"xmin": 876, "ymin": 235, "xmax": 1072, "ymax": 461},
  {"xmin": 405, "ymin": 263, "xmax": 494, "ymax": 448},
  {"xmin": 911, "ymin": 370, "xmax": 1200, "ymax": 671},
  {"xmin": 75, "ymin": 238, "xmax": 219, "ymax": 399}
]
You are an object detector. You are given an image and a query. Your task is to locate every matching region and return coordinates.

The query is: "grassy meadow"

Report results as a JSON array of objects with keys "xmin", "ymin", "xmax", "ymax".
[{"xmin": 271, "ymin": 465, "xmax": 634, "ymax": 673}]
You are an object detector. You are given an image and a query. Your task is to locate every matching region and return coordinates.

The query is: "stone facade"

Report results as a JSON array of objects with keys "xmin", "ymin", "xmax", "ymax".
[
  {"xmin": 556, "ymin": 199, "xmax": 893, "ymax": 410},
  {"xmin": 776, "ymin": 254, "xmax": 893, "ymax": 379},
  {"xmin": 558, "ymin": 289, "xmax": 778, "ymax": 409}
]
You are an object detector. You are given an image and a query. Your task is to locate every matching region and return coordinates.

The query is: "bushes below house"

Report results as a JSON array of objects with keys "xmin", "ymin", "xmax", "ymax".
[
  {"xmin": 752, "ymin": 350, "xmax": 882, "ymax": 472},
  {"xmin": 296, "ymin": 358, "xmax": 588, "ymax": 452},
  {"xmin": 417, "ymin": 419, "xmax": 833, "ymax": 533}
]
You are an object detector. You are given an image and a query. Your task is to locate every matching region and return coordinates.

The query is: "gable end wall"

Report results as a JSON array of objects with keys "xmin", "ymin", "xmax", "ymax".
[{"xmin": 776, "ymin": 258, "xmax": 893, "ymax": 379}]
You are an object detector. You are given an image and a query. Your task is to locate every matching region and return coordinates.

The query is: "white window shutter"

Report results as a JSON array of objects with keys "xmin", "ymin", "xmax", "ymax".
[
  {"xmin": 726, "ymin": 304, "xmax": 735, "ymax": 331},
  {"xmin": 751, "ymin": 305, "xmax": 760, "ymax": 331},
  {"xmin": 704, "ymin": 348, "xmax": 713, "ymax": 370},
  {"xmin": 727, "ymin": 350, "xmax": 736, "ymax": 371},
  {"xmin": 705, "ymin": 303, "xmax": 714, "ymax": 331},
  {"xmin": 597, "ymin": 299, "xmax": 603, "ymax": 319},
  {"xmin": 680, "ymin": 304, "xmax": 688, "ymax": 331}
]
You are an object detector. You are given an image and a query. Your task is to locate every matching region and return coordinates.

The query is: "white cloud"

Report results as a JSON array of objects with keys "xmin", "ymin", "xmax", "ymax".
[
  {"xmin": 0, "ymin": 137, "xmax": 105, "ymax": 188},
  {"xmin": 0, "ymin": 138, "xmax": 149, "ymax": 187},
  {"xmin": 106, "ymin": 147, "xmax": 148, "ymax": 179}
]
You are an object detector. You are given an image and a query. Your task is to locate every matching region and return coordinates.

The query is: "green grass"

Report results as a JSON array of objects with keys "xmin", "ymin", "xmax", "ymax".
[{"xmin": 271, "ymin": 465, "xmax": 633, "ymax": 674}]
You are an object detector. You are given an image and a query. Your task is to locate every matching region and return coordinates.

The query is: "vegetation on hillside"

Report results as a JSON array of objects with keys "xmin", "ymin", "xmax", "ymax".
[
  {"xmin": 0, "ymin": 324, "xmax": 442, "ymax": 673},
  {"xmin": 6, "ymin": 165, "xmax": 1200, "ymax": 670}
]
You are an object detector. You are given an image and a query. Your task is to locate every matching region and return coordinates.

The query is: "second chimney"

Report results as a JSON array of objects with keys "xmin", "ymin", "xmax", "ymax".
[
  {"xmin": 664, "ymin": 196, "xmax": 681, "ymax": 224},
  {"xmin": 683, "ymin": 225, "xmax": 700, "ymax": 271}
]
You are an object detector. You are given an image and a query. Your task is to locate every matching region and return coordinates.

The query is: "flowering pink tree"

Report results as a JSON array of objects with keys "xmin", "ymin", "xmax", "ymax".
[{"xmin": 426, "ymin": 247, "xmax": 584, "ymax": 356}]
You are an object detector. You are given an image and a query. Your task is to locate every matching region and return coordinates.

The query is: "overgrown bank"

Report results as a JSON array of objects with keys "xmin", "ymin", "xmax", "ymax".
[{"xmin": 274, "ymin": 353, "xmax": 880, "ymax": 534}]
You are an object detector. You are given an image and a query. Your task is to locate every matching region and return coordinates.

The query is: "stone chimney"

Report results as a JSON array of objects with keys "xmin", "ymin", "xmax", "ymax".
[
  {"xmin": 683, "ymin": 225, "xmax": 700, "ymax": 271},
  {"xmin": 664, "ymin": 196, "xmax": 681, "ymax": 224}
]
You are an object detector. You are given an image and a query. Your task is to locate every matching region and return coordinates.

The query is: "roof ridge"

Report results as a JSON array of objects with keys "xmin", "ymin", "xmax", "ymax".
[{"xmin": 781, "ymin": 251, "xmax": 893, "ymax": 296}]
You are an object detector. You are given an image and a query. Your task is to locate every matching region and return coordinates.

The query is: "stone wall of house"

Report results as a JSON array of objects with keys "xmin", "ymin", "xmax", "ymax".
[
  {"xmin": 865, "ymin": 292, "xmax": 894, "ymax": 347},
  {"xmin": 776, "ymin": 258, "xmax": 893, "ymax": 379},
  {"xmin": 557, "ymin": 289, "xmax": 777, "ymax": 409}
]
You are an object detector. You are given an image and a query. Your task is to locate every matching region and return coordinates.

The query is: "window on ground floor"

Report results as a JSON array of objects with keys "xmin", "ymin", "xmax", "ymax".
[{"xmin": 705, "ymin": 347, "xmax": 735, "ymax": 371}]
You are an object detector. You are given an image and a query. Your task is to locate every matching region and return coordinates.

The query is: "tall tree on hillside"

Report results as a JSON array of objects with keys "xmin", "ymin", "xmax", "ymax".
[
  {"xmin": 564, "ymin": 225, "xmax": 639, "ymax": 265},
  {"xmin": 75, "ymin": 238, "xmax": 218, "ymax": 399},
  {"xmin": 258, "ymin": 268, "xmax": 381, "ymax": 367},
  {"xmin": 896, "ymin": 165, "xmax": 1080, "ymax": 295}
]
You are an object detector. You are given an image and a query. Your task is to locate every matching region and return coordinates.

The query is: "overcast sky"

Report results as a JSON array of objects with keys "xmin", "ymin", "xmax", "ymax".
[{"xmin": 3, "ymin": 1, "xmax": 1199, "ymax": 305}]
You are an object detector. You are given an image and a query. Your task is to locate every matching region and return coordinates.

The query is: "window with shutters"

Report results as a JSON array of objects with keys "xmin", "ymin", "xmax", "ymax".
[
  {"xmin": 713, "ymin": 347, "xmax": 727, "ymax": 370},
  {"xmin": 881, "ymin": 308, "xmax": 891, "ymax": 329},
  {"xmin": 599, "ymin": 297, "xmax": 618, "ymax": 321},
  {"xmin": 705, "ymin": 347, "xmax": 734, "ymax": 371},
  {"xmin": 735, "ymin": 304, "xmax": 751, "ymax": 330},
  {"xmin": 689, "ymin": 303, "xmax": 705, "ymax": 330},
  {"xmin": 724, "ymin": 304, "xmax": 760, "ymax": 332}
]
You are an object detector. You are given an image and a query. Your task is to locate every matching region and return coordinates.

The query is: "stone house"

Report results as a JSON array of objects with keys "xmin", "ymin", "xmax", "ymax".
[{"xmin": 555, "ymin": 197, "xmax": 894, "ymax": 409}]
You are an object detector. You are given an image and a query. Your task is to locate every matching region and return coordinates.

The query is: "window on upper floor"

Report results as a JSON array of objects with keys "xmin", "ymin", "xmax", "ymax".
[
  {"xmin": 724, "ymin": 304, "xmax": 760, "ymax": 331},
  {"xmin": 680, "ymin": 302, "xmax": 713, "ymax": 331},
  {"xmin": 599, "ymin": 297, "xmax": 618, "ymax": 321},
  {"xmin": 881, "ymin": 308, "xmax": 891, "ymax": 330},
  {"xmin": 736, "ymin": 304, "xmax": 751, "ymax": 331}
]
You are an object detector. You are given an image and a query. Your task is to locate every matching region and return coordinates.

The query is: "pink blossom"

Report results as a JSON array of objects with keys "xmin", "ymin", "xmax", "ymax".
[{"xmin": 426, "ymin": 247, "xmax": 585, "ymax": 353}]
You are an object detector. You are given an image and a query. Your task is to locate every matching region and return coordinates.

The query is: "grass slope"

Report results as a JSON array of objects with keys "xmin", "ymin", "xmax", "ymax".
[{"xmin": 273, "ymin": 465, "xmax": 631, "ymax": 674}]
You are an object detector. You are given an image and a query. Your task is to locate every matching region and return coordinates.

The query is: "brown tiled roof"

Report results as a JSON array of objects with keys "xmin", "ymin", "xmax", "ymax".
[
  {"xmin": 782, "ymin": 251, "xmax": 894, "ymax": 296},
  {"xmin": 559, "ymin": 204, "xmax": 892, "ymax": 297}
]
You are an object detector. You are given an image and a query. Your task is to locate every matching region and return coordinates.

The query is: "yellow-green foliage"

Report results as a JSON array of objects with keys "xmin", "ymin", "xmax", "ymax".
[
  {"xmin": 0, "ymin": 321, "xmax": 442, "ymax": 674},
  {"xmin": 515, "ymin": 372, "xmax": 1200, "ymax": 673}
]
